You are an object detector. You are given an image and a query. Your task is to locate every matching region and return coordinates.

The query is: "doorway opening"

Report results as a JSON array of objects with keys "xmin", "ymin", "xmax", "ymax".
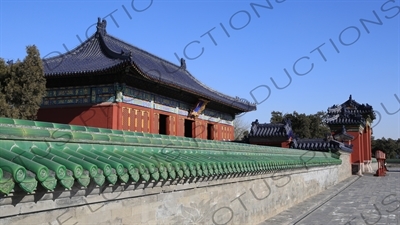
[
  {"xmin": 159, "ymin": 114, "xmax": 169, "ymax": 135},
  {"xmin": 184, "ymin": 119, "xmax": 194, "ymax": 138}
]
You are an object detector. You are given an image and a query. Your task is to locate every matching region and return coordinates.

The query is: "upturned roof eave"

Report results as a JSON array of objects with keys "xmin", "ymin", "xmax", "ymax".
[
  {"xmin": 44, "ymin": 60, "xmax": 131, "ymax": 77},
  {"xmin": 42, "ymin": 18, "xmax": 256, "ymax": 113},
  {"xmin": 129, "ymin": 62, "xmax": 256, "ymax": 112}
]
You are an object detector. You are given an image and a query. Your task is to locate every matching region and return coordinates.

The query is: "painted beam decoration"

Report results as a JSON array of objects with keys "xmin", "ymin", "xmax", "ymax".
[
  {"xmin": 114, "ymin": 82, "xmax": 126, "ymax": 103},
  {"xmin": 190, "ymin": 99, "xmax": 209, "ymax": 118}
]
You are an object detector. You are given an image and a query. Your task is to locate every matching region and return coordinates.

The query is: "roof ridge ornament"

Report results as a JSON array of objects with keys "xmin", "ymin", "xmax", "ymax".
[
  {"xmin": 93, "ymin": 17, "xmax": 131, "ymax": 61},
  {"xmin": 180, "ymin": 58, "xmax": 186, "ymax": 70},
  {"xmin": 96, "ymin": 17, "xmax": 107, "ymax": 37},
  {"xmin": 250, "ymin": 119, "xmax": 259, "ymax": 135}
]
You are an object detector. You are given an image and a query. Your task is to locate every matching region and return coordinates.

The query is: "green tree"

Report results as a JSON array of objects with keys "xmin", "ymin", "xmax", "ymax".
[
  {"xmin": 397, "ymin": 139, "xmax": 400, "ymax": 158},
  {"xmin": 0, "ymin": 45, "xmax": 46, "ymax": 120},
  {"xmin": 270, "ymin": 111, "xmax": 284, "ymax": 123},
  {"xmin": 0, "ymin": 58, "xmax": 19, "ymax": 117},
  {"xmin": 309, "ymin": 111, "xmax": 331, "ymax": 138},
  {"xmin": 372, "ymin": 137, "xmax": 400, "ymax": 159},
  {"xmin": 0, "ymin": 59, "xmax": 7, "ymax": 113},
  {"xmin": 270, "ymin": 110, "xmax": 330, "ymax": 139}
]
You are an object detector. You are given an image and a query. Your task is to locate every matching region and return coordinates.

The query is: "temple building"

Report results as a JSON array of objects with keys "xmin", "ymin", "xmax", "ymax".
[{"xmin": 37, "ymin": 18, "xmax": 256, "ymax": 141}]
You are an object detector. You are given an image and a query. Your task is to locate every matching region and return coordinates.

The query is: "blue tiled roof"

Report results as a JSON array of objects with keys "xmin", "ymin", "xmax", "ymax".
[
  {"xmin": 326, "ymin": 95, "xmax": 375, "ymax": 125},
  {"xmin": 42, "ymin": 18, "xmax": 256, "ymax": 112},
  {"xmin": 290, "ymin": 138, "xmax": 353, "ymax": 153},
  {"xmin": 333, "ymin": 125, "xmax": 354, "ymax": 141},
  {"xmin": 249, "ymin": 119, "xmax": 293, "ymax": 138}
]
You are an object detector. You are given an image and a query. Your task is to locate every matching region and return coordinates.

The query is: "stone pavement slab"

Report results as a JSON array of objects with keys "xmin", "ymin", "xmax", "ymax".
[{"xmin": 261, "ymin": 169, "xmax": 400, "ymax": 225}]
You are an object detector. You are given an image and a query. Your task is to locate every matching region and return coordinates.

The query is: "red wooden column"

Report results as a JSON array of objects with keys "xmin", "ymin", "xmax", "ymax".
[
  {"xmin": 367, "ymin": 126, "xmax": 372, "ymax": 172},
  {"xmin": 121, "ymin": 107, "xmax": 129, "ymax": 131},
  {"xmin": 214, "ymin": 123, "xmax": 219, "ymax": 140},
  {"xmin": 176, "ymin": 115, "xmax": 184, "ymax": 137},
  {"xmin": 368, "ymin": 127, "xmax": 372, "ymax": 160},
  {"xmin": 111, "ymin": 103, "xmax": 119, "ymax": 130},
  {"xmin": 166, "ymin": 115, "xmax": 172, "ymax": 135},
  {"xmin": 360, "ymin": 131, "xmax": 365, "ymax": 166},
  {"xmin": 149, "ymin": 104, "xmax": 154, "ymax": 133},
  {"xmin": 143, "ymin": 110, "xmax": 150, "ymax": 133},
  {"xmin": 195, "ymin": 120, "xmax": 205, "ymax": 139},
  {"xmin": 215, "ymin": 124, "xmax": 221, "ymax": 141},
  {"xmin": 230, "ymin": 125, "xmax": 234, "ymax": 141},
  {"xmin": 363, "ymin": 127, "xmax": 370, "ymax": 162},
  {"xmin": 151, "ymin": 112, "xmax": 158, "ymax": 134},
  {"xmin": 116, "ymin": 103, "xmax": 122, "ymax": 130},
  {"xmin": 369, "ymin": 126, "xmax": 373, "ymax": 171}
]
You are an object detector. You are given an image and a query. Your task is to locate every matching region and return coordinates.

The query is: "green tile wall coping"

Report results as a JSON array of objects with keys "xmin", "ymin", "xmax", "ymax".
[
  {"xmin": 0, "ymin": 117, "xmax": 342, "ymax": 194},
  {"xmin": 0, "ymin": 118, "xmax": 327, "ymax": 155},
  {"xmin": 0, "ymin": 148, "xmax": 49, "ymax": 182},
  {"xmin": 75, "ymin": 148, "xmax": 125, "ymax": 176},
  {"xmin": 48, "ymin": 148, "xmax": 98, "ymax": 178},
  {"xmin": 10, "ymin": 147, "xmax": 67, "ymax": 180},
  {"xmin": 0, "ymin": 157, "xmax": 26, "ymax": 183},
  {"xmin": 40, "ymin": 175, "xmax": 57, "ymax": 191},
  {"xmin": 18, "ymin": 176, "xmax": 38, "ymax": 193},
  {"xmin": 30, "ymin": 147, "xmax": 84, "ymax": 179},
  {"xmin": 62, "ymin": 149, "xmax": 113, "ymax": 177},
  {"xmin": 0, "ymin": 177, "xmax": 15, "ymax": 195}
]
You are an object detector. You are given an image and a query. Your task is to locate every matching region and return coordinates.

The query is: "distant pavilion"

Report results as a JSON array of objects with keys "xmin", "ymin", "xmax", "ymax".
[
  {"xmin": 248, "ymin": 95, "xmax": 375, "ymax": 175},
  {"xmin": 326, "ymin": 95, "xmax": 375, "ymax": 174}
]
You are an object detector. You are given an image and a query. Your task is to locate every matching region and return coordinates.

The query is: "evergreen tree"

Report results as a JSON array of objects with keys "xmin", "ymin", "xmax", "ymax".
[
  {"xmin": 0, "ymin": 58, "xmax": 17, "ymax": 117},
  {"xmin": 270, "ymin": 111, "xmax": 284, "ymax": 123},
  {"xmin": 270, "ymin": 110, "xmax": 330, "ymax": 139},
  {"xmin": 0, "ymin": 59, "xmax": 7, "ymax": 114},
  {"xmin": 0, "ymin": 45, "xmax": 46, "ymax": 119},
  {"xmin": 309, "ymin": 111, "xmax": 331, "ymax": 138},
  {"xmin": 372, "ymin": 137, "xmax": 400, "ymax": 159}
]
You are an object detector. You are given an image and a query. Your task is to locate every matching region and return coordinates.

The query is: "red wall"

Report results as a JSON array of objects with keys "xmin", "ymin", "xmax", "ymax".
[
  {"xmin": 38, "ymin": 103, "xmax": 233, "ymax": 141},
  {"xmin": 118, "ymin": 103, "xmax": 230, "ymax": 141},
  {"xmin": 248, "ymin": 141, "xmax": 289, "ymax": 148},
  {"xmin": 37, "ymin": 103, "xmax": 116, "ymax": 129}
]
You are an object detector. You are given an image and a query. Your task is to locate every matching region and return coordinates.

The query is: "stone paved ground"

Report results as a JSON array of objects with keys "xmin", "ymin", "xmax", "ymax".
[{"xmin": 261, "ymin": 168, "xmax": 400, "ymax": 225}]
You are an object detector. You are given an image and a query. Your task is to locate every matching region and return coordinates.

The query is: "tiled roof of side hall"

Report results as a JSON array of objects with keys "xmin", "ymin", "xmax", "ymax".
[
  {"xmin": 0, "ymin": 117, "xmax": 341, "ymax": 195},
  {"xmin": 42, "ymin": 18, "xmax": 256, "ymax": 112},
  {"xmin": 332, "ymin": 125, "xmax": 354, "ymax": 142},
  {"xmin": 326, "ymin": 95, "xmax": 375, "ymax": 125},
  {"xmin": 290, "ymin": 138, "xmax": 353, "ymax": 153},
  {"xmin": 248, "ymin": 119, "xmax": 294, "ymax": 138}
]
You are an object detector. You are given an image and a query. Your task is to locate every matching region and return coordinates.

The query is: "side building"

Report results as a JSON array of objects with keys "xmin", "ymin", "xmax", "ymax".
[
  {"xmin": 248, "ymin": 119, "xmax": 352, "ymax": 153},
  {"xmin": 248, "ymin": 119, "xmax": 294, "ymax": 147},
  {"xmin": 326, "ymin": 95, "xmax": 375, "ymax": 175},
  {"xmin": 248, "ymin": 95, "xmax": 375, "ymax": 175},
  {"xmin": 37, "ymin": 18, "xmax": 256, "ymax": 141}
]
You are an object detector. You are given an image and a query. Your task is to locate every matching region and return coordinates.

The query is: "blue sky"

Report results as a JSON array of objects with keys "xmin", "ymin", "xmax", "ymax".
[{"xmin": 0, "ymin": 0, "xmax": 399, "ymax": 139}]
